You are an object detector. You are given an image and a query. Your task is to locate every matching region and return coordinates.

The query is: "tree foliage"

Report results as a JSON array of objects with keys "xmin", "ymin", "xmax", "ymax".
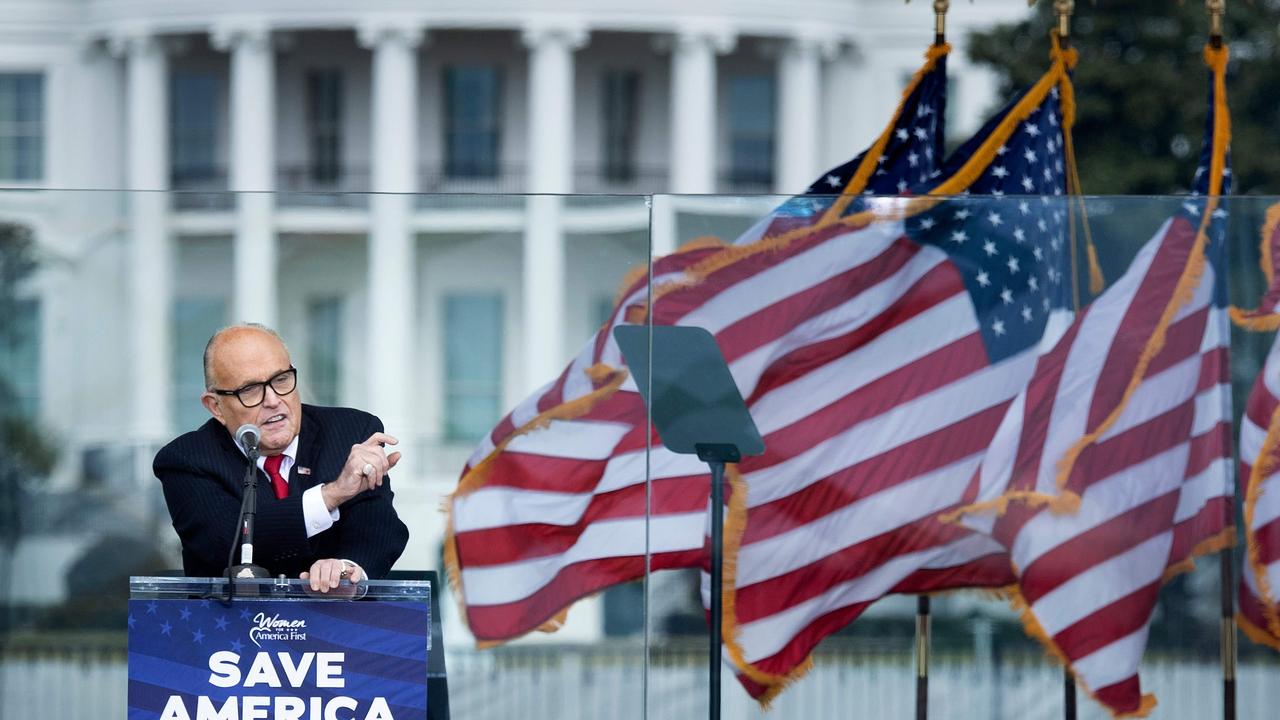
[{"xmin": 967, "ymin": 0, "xmax": 1280, "ymax": 195}]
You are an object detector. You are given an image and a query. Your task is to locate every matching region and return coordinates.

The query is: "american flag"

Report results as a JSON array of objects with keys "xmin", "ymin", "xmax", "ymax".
[
  {"xmin": 444, "ymin": 45, "xmax": 950, "ymax": 642},
  {"xmin": 1236, "ymin": 202, "xmax": 1280, "ymax": 650},
  {"xmin": 717, "ymin": 48, "xmax": 1077, "ymax": 699},
  {"xmin": 952, "ymin": 44, "xmax": 1234, "ymax": 717},
  {"xmin": 741, "ymin": 43, "xmax": 948, "ymax": 243}
]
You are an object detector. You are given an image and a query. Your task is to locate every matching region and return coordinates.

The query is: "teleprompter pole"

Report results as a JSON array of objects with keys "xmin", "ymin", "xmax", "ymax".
[
  {"xmin": 916, "ymin": 595, "xmax": 931, "ymax": 720},
  {"xmin": 708, "ymin": 457, "xmax": 725, "ymax": 720},
  {"xmin": 1220, "ymin": 549, "xmax": 1236, "ymax": 720}
]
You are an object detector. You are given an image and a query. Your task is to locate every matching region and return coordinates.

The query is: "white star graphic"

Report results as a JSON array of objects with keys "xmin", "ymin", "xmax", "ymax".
[
  {"xmin": 1019, "ymin": 201, "xmax": 1031, "ymax": 215},
  {"xmin": 908, "ymin": 152, "xmax": 919, "ymax": 167},
  {"xmin": 918, "ymin": 217, "xmax": 936, "ymax": 230},
  {"xmin": 1000, "ymin": 287, "xmax": 1014, "ymax": 305},
  {"xmin": 950, "ymin": 229, "xmax": 968, "ymax": 244},
  {"xmin": 1038, "ymin": 219, "xmax": 1048, "ymax": 233},
  {"xmin": 976, "ymin": 270, "xmax": 991, "ymax": 287},
  {"xmin": 896, "ymin": 128, "xmax": 909, "ymax": 141},
  {"xmin": 983, "ymin": 240, "xmax": 998, "ymax": 256},
  {"xmin": 1024, "ymin": 148, "xmax": 1038, "ymax": 164},
  {"xmin": 914, "ymin": 127, "xmax": 929, "ymax": 140},
  {"xmin": 1022, "ymin": 176, "xmax": 1035, "ymax": 192},
  {"xmin": 1021, "ymin": 305, "xmax": 1034, "ymax": 322},
  {"xmin": 1024, "ymin": 122, "xmax": 1041, "ymax": 137},
  {"xmin": 1029, "ymin": 276, "xmax": 1040, "ymax": 291},
  {"xmin": 992, "ymin": 319, "xmax": 1006, "ymax": 336},
  {"xmin": 996, "ymin": 145, "xmax": 1008, "ymax": 156},
  {"xmin": 992, "ymin": 166, "xmax": 1009, "ymax": 179},
  {"xmin": 826, "ymin": 174, "xmax": 841, "ymax": 187},
  {"xmin": 987, "ymin": 212, "xmax": 1003, "ymax": 226},
  {"xmin": 955, "ymin": 209, "xmax": 971, "ymax": 220},
  {"xmin": 898, "ymin": 179, "xmax": 909, "ymax": 192},
  {"xmin": 1043, "ymin": 296, "xmax": 1052, "ymax": 311},
  {"xmin": 1013, "ymin": 227, "xmax": 1027, "ymax": 243},
  {"xmin": 1007, "ymin": 257, "xmax": 1021, "ymax": 274},
  {"xmin": 1033, "ymin": 246, "xmax": 1044, "ymax": 261}
]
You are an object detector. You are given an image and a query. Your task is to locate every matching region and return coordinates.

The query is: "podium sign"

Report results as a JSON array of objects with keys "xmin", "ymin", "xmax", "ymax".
[{"xmin": 127, "ymin": 578, "xmax": 430, "ymax": 720}]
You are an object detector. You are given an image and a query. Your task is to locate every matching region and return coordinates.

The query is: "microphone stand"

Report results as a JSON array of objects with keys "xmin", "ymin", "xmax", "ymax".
[{"xmin": 224, "ymin": 449, "xmax": 269, "ymax": 602}]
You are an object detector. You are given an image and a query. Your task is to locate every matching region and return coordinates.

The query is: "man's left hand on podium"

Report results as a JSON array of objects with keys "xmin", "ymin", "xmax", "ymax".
[{"xmin": 301, "ymin": 558, "xmax": 363, "ymax": 594}]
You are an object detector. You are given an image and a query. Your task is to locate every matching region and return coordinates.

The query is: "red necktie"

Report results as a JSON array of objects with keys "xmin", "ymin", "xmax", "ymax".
[{"xmin": 263, "ymin": 454, "xmax": 289, "ymax": 500}]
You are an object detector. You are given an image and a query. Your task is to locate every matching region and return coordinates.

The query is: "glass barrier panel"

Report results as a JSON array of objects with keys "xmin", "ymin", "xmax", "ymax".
[
  {"xmin": 0, "ymin": 189, "xmax": 652, "ymax": 720},
  {"xmin": 645, "ymin": 193, "xmax": 1280, "ymax": 720}
]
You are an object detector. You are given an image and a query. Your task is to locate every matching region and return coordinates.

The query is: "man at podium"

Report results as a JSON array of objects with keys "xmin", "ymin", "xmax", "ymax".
[{"xmin": 153, "ymin": 323, "xmax": 409, "ymax": 590}]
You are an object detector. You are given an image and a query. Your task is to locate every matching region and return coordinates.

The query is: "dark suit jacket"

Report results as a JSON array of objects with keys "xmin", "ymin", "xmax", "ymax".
[{"xmin": 154, "ymin": 404, "xmax": 409, "ymax": 579}]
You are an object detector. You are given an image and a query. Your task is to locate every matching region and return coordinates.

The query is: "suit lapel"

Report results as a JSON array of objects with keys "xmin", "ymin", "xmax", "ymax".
[{"xmin": 291, "ymin": 405, "xmax": 321, "ymax": 494}]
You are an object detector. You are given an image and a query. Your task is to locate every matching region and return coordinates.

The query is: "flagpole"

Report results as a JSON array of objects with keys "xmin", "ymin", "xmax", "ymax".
[
  {"xmin": 1053, "ymin": 4, "xmax": 1080, "ymax": 719},
  {"xmin": 1064, "ymin": 670, "xmax": 1077, "ymax": 720},
  {"xmin": 914, "ymin": 2, "xmax": 946, "ymax": 712},
  {"xmin": 932, "ymin": 0, "xmax": 949, "ymax": 46},
  {"xmin": 1220, "ymin": 549, "xmax": 1237, "ymax": 720},
  {"xmin": 916, "ymin": 595, "xmax": 930, "ymax": 720},
  {"xmin": 1204, "ymin": 3, "xmax": 1233, "ymax": 720}
]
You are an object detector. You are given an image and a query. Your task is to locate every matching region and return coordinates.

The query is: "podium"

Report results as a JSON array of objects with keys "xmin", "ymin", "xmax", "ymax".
[{"xmin": 127, "ymin": 574, "xmax": 449, "ymax": 720}]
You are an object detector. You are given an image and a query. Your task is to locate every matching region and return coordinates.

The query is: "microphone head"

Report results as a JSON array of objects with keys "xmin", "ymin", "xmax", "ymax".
[{"xmin": 235, "ymin": 424, "xmax": 261, "ymax": 454}]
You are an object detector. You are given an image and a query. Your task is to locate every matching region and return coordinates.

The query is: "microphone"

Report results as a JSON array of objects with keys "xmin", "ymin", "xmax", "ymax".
[
  {"xmin": 235, "ymin": 424, "xmax": 261, "ymax": 460},
  {"xmin": 226, "ymin": 422, "xmax": 270, "ymax": 591}
]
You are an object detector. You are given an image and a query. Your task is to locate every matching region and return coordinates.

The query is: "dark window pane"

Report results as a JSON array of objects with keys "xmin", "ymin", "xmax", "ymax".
[
  {"xmin": 170, "ymin": 72, "xmax": 219, "ymax": 185},
  {"xmin": 727, "ymin": 74, "xmax": 775, "ymax": 187},
  {"xmin": 0, "ymin": 73, "xmax": 44, "ymax": 181},
  {"xmin": 602, "ymin": 70, "xmax": 640, "ymax": 182},
  {"xmin": 306, "ymin": 296, "xmax": 343, "ymax": 406},
  {"xmin": 444, "ymin": 294, "xmax": 503, "ymax": 441},
  {"xmin": 306, "ymin": 70, "xmax": 344, "ymax": 184},
  {"xmin": 0, "ymin": 299, "xmax": 40, "ymax": 421},
  {"xmin": 444, "ymin": 66, "xmax": 501, "ymax": 178},
  {"xmin": 171, "ymin": 298, "xmax": 225, "ymax": 431}
]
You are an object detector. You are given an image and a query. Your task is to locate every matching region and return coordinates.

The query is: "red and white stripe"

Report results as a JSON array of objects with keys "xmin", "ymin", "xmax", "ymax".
[
  {"xmin": 959, "ymin": 214, "xmax": 1233, "ymax": 716},
  {"xmin": 1238, "ymin": 323, "xmax": 1280, "ymax": 648}
]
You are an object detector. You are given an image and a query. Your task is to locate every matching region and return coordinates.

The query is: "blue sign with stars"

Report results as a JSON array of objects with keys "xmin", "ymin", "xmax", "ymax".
[{"xmin": 127, "ymin": 598, "xmax": 428, "ymax": 720}]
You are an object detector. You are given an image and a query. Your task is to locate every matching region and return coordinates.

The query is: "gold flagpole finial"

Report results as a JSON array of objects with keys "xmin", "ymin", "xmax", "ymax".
[
  {"xmin": 1054, "ymin": 0, "xmax": 1075, "ymax": 44},
  {"xmin": 1207, "ymin": 0, "xmax": 1226, "ymax": 48},
  {"xmin": 933, "ymin": 0, "xmax": 950, "ymax": 45}
]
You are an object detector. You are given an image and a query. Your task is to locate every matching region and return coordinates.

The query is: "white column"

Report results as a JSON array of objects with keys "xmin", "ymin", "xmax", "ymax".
[
  {"xmin": 359, "ymin": 22, "xmax": 424, "ymax": 438},
  {"xmin": 523, "ymin": 24, "xmax": 585, "ymax": 194},
  {"xmin": 214, "ymin": 25, "xmax": 277, "ymax": 326},
  {"xmin": 668, "ymin": 29, "xmax": 735, "ymax": 195},
  {"xmin": 775, "ymin": 34, "xmax": 833, "ymax": 194},
  {"xmin": 649, "ymin": 194, "xmax": 677, "ymax": 257},
  {"xmin": 114, "ymin": 32, "xmax": 172, "ymax": 440},
  {"xmin": 520, "ymin": 24, "xmax": 586, "ymax": 393}
]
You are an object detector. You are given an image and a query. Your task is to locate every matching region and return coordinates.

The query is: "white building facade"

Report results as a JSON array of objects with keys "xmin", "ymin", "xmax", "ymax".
[{"xmin": 0, "ymin": 0, "xmax": 1031, "ymax": 641}]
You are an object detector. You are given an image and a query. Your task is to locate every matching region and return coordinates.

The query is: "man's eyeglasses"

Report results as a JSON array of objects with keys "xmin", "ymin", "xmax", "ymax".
[{"xmin": 211, "ymin": 367, "xmax": 298, "ymax": 408}]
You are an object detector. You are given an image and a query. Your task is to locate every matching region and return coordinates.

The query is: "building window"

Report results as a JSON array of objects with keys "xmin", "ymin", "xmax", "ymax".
[
  {"xmin": 170, "ymin": 72, "xmax": 219, "ymax": 187},
  {"xmin": 602, "ymin": 70, "xmax": 640, "ymax": 183},
  {"xmin": 444, "ymin": 66, "xmax": 501, "ymax": 179},
  {"xmin": 727, "ymin": 74, "xmax": 775, "ymax": 188},
  {"xmin": 306, "ymin": 70, "xmax": 344, "ymax": 185},
  {"xmin": 0, "ymin": 299, "xmax": 40, "ymax": 421},
  {"xmin": 306, "ymin": 296, "xmax": 343, "ymax": 406},
  {"xmin": 0, "ymin": 73, "xmax": 44, "ymax": 182},
  {"xmin": 443, "ymin": 293, "xmax": 503, "ymax": 442},
  {"xmin": 171, "ymin": 298, "xmax": 225, "ymax": 432}
]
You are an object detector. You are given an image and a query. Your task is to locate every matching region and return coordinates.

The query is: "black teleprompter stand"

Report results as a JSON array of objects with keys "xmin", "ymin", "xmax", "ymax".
[{"xmin": 614, "ymin": 325, "xmax": 765, "ymax": 720}]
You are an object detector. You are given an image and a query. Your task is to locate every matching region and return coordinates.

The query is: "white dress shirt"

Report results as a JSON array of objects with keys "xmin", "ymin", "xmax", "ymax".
[{"xmin": 243, "ymin": 434, "xmax": 340, "ymax": 539}]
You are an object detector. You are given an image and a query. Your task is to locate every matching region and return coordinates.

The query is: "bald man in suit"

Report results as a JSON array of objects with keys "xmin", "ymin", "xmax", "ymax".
[{"xmin": 154, "ymin": 324, "xmax": 409, "ymax": 590}]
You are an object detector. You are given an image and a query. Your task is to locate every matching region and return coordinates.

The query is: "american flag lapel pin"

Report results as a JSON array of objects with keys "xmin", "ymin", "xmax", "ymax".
[{"xmin": 297, "ymin": 467, "xmax": 312, "ymax": 476}]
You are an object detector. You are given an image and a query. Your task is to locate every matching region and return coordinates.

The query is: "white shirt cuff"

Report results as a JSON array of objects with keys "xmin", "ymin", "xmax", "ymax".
[{"xmin": 302, "ymin": 485, "xmax": 341, "ymax": 538}]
